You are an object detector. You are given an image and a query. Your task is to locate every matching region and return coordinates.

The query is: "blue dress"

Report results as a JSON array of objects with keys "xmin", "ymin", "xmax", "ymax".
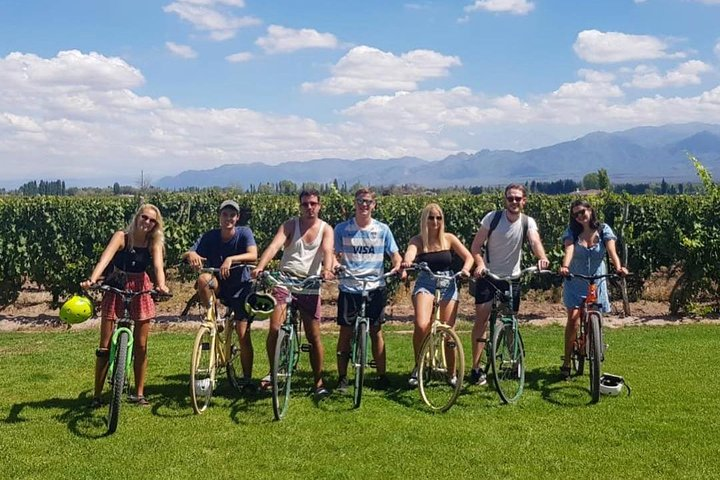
[{"xmin": 561, "ymin": 224, "xmax": 616, "ymax": 312}]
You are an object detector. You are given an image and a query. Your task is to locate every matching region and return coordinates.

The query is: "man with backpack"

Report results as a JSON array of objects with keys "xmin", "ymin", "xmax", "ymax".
[{"xmin": 468, "ymin": 184, "xmax": 550, "ymax": 385}]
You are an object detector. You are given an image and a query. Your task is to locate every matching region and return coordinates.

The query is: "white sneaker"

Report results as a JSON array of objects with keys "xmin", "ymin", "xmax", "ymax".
[{"xmin": 408, "ymin": 368, "xmax": 418, "ymax": 387}]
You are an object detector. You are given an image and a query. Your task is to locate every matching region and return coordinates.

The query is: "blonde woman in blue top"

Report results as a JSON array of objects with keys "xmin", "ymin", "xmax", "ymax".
[{"xmin": 558, "ymin": 199, "xmax": 627, "ymax": 380}]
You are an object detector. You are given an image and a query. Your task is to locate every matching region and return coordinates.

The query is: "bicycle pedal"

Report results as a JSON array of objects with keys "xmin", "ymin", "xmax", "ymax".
[
  {"xmin": 300, "ymin": 344, "xmax": 311, "ymax": 353},
  {"xmin": 368, "ymin": 360, "xmax": 377, "ymax": 368}
]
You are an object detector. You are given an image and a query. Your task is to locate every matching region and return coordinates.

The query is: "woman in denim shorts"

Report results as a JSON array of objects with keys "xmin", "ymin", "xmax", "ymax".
[{"xmin": 401, "ymin": 203, "xmax": 473, "ymax": 387}]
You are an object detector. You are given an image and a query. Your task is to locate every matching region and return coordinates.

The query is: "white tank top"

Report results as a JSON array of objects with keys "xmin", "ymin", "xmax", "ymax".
[{"xmin": 280, "ymin": 218, "xmax": 326, "ymax": 278}]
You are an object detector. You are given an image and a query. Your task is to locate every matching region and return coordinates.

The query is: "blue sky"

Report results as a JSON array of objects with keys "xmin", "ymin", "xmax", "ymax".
[{"xmin": 1, "ymin": 0, "xmax": 720, "ymax": 186}]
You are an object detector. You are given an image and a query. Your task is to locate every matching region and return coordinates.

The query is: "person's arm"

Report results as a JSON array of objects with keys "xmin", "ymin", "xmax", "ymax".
[
  {"xmin": 151, "ymin": 242, "xmax": 169, "ymax": 293},
  {"xmin": 320, "ymin": 223, "xmax": 335, "ymax": 281},
  {"xmin": 605, "ymin": 239, "xmax": 629, "ymax": 276},
  {"xmin": 527, "ymin": 228, "xmax": 550, "ymax": 270},
  {"xmin": 252, "ymin": 220, "xmax": 292, "ymax": 278},
  {"xmin": 80, "ymin": 230, "xmax": 125, "ymax": 289},
  {"xmin": 470, "ymin": 226, "xmax": 489, "ymax": 277},
  {"xmin": 559, "ymin": 238, "xmax": 574, "ymax": 277},
  {"xmin": 401, "ymin": 236, "xmax": 420, "ymax": 268},
  {"xmin": 182, "ymin": 233, "xmax": 206, "ymax": 270},
  {"xmin": 220, "ymin": 245, "xmax": 258, "ymax": 279},
  {"xmin": 447, "ymin": 233, "xmax": 473, "ymax": 277}
]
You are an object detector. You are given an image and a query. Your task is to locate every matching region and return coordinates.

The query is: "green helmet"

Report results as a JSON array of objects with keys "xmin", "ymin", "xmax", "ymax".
[
  {"xmin": 245, "ymin": 292, "xmax": 275, "ymax": 320},
  {"xmin": 59, "ymin": 295, "xmax": 94, "ymax": 324}
]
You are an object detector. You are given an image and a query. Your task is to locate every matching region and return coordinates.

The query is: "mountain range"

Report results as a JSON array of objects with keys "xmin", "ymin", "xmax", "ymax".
[{"xmin": 156, "ymin": 123, "xmax": 720, "ymax": 189}]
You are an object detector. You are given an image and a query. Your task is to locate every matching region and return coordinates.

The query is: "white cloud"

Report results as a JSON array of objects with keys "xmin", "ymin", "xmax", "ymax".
[
  {"xmin": 225, "ymin": 51, "xmax": 253, "ymax": 63},
  {"xmin": 464, "ymin": 0, "xmax": 535, "ymax": 15},
  {"xmin": 165, "ymin": 42, "xmax": 198, "ymax": 59},
  {"xmin": 574, "ymin": 29, "xmax": 685, "ymax": 63},
  {"xmin": 255, "ymin": 25, "xmax": 339, "ymax": 54},
  {"xmin": 715, "ymin": 39, "xmax": 720, "ymax": 58},
  {"xmin": 163, "ymin": 1, "xmax": 260, "ymax": 41},
  {"xmin": 4, "ymin": 50, "xmax": 720, "ymax": 184},
  {"xmin": 302, "ymin": 46, "xmax": 461, "ymax": 95},
  {"xmin": 626, "ymin": 60, "xmax": 713, "ymax": 89},
  {"xmin": 691, "ymin": 0, "xmax": 720, "ymax": 4}
]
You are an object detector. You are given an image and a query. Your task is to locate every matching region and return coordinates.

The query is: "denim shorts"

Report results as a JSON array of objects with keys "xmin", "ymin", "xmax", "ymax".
[{"xmin": 412, "ymin": 270, "xmax": 458, "ymax": 302}]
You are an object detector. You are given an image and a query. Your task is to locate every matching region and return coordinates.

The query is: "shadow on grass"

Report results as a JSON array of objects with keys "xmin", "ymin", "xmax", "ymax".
[
  {"xmin": 524, "ymin": 367, "xmax": 594, "ymax": 407},
  {"xmin": 4, "ymin": 390, "xmax": 109, "ymax": 439}
]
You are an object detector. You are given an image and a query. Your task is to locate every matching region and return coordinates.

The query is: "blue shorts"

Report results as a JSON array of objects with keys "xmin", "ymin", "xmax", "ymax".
[{"xmin": 412, "ymin": 270, "xmax": 458, "ymax": 302}]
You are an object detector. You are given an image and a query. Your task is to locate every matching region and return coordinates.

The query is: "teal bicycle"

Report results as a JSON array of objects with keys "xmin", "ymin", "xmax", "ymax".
[
  {"xmin": 259, "ymin": 271, "xmax": 323, "ymax": 420},
  {"xmin": 335, "ymin": 266, "xmax": 398, "ymax": 409},
  {"xmin": 481, "ymin": 267, "xmax": 547, "ymax": 404},
  {"xmin": 92, "ymin": 284, "xmax": 169, "ymax": 434}
]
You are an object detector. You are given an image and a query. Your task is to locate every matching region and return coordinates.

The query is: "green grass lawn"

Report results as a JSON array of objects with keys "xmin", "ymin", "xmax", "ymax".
[{"xmin": 1, "ymin": 323, "xmax": 719, "ymax": 480}]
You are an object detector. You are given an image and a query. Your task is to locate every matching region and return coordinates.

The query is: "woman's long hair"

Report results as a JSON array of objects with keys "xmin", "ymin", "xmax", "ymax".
[
  {"xmin": 125, "ymin": 203, "xmax": 165, "ymax": 252},
  {"xmin": 419, "ymin": 203, "xmax": 448, "ymax": 252},
  {"xmin": 569, "ymin": 199, "xmax": 600, "ymax": 239}
]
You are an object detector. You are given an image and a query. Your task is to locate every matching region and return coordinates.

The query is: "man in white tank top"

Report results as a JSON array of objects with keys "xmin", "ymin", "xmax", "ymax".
[{"xmin": 253, "ymin": 189, "xmax": 335, "ymax": 398}]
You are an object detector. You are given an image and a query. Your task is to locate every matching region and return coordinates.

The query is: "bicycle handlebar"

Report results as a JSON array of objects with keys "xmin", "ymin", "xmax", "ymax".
[
  {"xmin": 90, "ymin": 284, "xmax": 172, "ymax": 299},
  {"xmin": 334, "ymin": 265, "xmax": 399, "ymax": 284},
  {"xmin": 199, "ymin": 263, "xmax": 256, "ymax": 274},
  {"xmin": 405, "ymin": 262, "xmax": 466, "ymax": 280},
  {"xmin": 259, "ymin": 271, "xmax": 324, "ymax": 289},
  {"xmin": 565, "ymin": 272, "xmax": 620, "ymax": 282},
  {"xmin": 482, "ymin": 266, "xmax": 552, "ymax": 282}
]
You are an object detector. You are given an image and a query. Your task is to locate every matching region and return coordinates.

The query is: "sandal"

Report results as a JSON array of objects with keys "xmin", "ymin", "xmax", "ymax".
[
  {"xmin": 560, "ymin": 366, "xmax": 572, "ymax": 380},
  {"xmin": 129, "ymin": 394, "xmax": 151, "ymax": 407}
]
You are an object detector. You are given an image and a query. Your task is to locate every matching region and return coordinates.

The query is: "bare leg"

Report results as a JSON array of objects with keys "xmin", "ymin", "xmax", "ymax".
[
  {"xmin": 235, "ymin": 320, "xmax": 253, "ymax": 378},
  {"xmin": 471, "ymin": 301, "xmax": 492, "ymax": 370},
  {"xmin": 369, "ymin": 324, "xmax": 386, "ymax": 375},
  {"xmin": 563, "ymin": 308, "xmax": 581, "ymax": 368},
  {"xmin": 133, "ymin": 319, "xmax": 151, "ymax": 397},
  {"xmin": 336, "ymin": 325, "xmax": 353, "ymax": 377},
  {"xmin": 93, "ymin": 316, "xmax": 115, "ymax": 399},
  {"xmin": 302, "ymin": 314, "xmax": 325, "ymax": 388}
]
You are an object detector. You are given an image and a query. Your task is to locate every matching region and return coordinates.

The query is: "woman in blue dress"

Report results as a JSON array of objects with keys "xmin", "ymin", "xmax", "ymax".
[{"xmin": 558, "ymin": 199, "xmax": 628, "ymax": 380}]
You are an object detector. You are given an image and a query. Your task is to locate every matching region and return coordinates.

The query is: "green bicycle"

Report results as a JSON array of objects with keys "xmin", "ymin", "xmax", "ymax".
[
  {"xmin": 92, "ymin": 284, "xmax": 169, "ymax": 434},
  {"xmin": 480, "ymin": 267, "xmax": 546, "ymax": 404},
  {"xmin": 259, "ymin": 271, "xmax": 323, "ymax": 420}
]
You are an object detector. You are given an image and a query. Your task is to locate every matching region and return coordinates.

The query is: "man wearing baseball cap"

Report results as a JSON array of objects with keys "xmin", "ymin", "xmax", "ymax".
[{"xmin": 183, "ymin": 200, "xmax": 258, "ymax": 387}]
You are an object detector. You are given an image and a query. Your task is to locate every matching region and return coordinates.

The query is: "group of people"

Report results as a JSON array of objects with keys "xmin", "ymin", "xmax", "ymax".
[{"xmin": 81, "ymin": 184, "xmax": 627, "ymax": 407}]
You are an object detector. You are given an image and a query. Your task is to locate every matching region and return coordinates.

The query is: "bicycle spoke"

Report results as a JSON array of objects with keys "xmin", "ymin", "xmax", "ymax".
[{"xmin": 418, "ymin": 327, "xmax": 464, "ymax": 412}]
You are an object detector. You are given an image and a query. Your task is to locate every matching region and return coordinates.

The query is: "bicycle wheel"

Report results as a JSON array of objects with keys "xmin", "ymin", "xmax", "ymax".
[
  {"xmin": 418, "ymin": 326, "xmax": 464, "ymax": 412},
  {"xmin": 588, "ymin": 312, "xmax": 602, "ymax": 403},
  {"xmin": 224, "ymin": 317, "xmax": 244, "ymax": 393},
  {"xmin": 490, "ymin": 319, "xmax": 525, "ymax": 404},
  {"xmin": 107, "ymin": 330, "xmax": 129, "ymax": 434},
  {"xmin": 272, "ymin": 328, "xmax": 294, "ymax": 420},
  {"xmin": 190, "ymin": 325, "xmax": 215, "ymax": 414},
  {"xmin": 352, "ymin": 320, "xmax": 368, "ymax": 409}
]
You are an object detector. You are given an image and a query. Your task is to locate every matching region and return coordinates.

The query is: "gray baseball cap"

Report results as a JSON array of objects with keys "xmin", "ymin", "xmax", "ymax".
[{"xmin": 219, "ymin": 199, "xmax": 240, "ymax": 213}]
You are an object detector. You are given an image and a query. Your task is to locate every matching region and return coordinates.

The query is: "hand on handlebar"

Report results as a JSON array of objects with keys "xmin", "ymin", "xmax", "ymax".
[{"xmin": 185, "ymin": 251, "xmax": 206, "ymax": 271}]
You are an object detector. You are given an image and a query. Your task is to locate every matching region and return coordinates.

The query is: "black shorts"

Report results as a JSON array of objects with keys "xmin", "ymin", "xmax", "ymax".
[
  {"xmin": 220, "ymin": 281, "xmax": 253, "ymax": 322},
  {"xmin": 474, "ymin": 277, "xmax": 521, "ymax": 313},
  {"xmin": 336, "ymin": 288, "xmax": 387, "ymax": 327}
]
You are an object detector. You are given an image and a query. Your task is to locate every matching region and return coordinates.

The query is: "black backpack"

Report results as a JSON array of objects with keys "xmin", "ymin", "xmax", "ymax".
[{"xmin": 484, "ymin": 210, "xmax": 528, "ymax": 263}]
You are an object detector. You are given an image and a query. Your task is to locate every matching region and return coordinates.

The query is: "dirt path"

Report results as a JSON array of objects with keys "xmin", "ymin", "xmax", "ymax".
[{"xmin": 0, "ymin": 281, "xmax": 707, "ymax": 332}]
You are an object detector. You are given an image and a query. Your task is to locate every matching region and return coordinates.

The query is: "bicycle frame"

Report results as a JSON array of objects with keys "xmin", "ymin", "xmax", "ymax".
[{"xmin": 336, "ymin": 267, "xmax": 397, "ymax": 408}]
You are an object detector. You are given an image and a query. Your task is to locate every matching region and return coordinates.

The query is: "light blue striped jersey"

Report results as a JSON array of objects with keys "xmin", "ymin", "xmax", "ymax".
[{"xmin": 334, "ymin": 218, "xmax": 399, "ymax": 293}]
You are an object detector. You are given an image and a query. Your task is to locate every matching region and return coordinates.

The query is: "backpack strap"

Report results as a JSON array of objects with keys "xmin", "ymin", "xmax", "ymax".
[{"xmin": 484, "ymin": 210, "xmax": 503, "ymax": 263}]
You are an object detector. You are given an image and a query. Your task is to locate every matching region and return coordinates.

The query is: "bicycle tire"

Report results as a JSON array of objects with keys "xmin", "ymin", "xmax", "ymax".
[
  {"xmin": 272, "ymin": 328, "xmax": 294, "ymax": 420},
  {"xmin": 224, "ymin": 316, "xmax": 244, "ymax": 393},
  {"xmin": 352, "ymin": 320, "xmax": 368, "ymax": 409},
  {"xmin": 107, "ymin": 330, "xmax": 129, "ymax": 434},
  {"xmin": 588, "ymin": 312, "xmax": 602, "ymax": 403},
  {"xmin": 190, "ymin": 325, "xmax": 215, "ymax": 414},
  {"xmin": 418, "ymin": 326, "xmax": 464, "ymax": 412},
  {"xmin": 490, "ymin": 320, "xmax": 525, "ymax": 404}
]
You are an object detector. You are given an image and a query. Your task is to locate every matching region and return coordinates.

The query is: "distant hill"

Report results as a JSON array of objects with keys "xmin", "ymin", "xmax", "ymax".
[{"xmin": 156, "ymin": 123, "xmax": 720, "ymax": 189}]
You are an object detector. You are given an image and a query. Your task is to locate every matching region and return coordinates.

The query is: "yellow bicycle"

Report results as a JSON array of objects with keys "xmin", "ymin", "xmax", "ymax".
[{"xmin": 188, "ymin": 265, "xmax": 252, "ymax": 414}]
